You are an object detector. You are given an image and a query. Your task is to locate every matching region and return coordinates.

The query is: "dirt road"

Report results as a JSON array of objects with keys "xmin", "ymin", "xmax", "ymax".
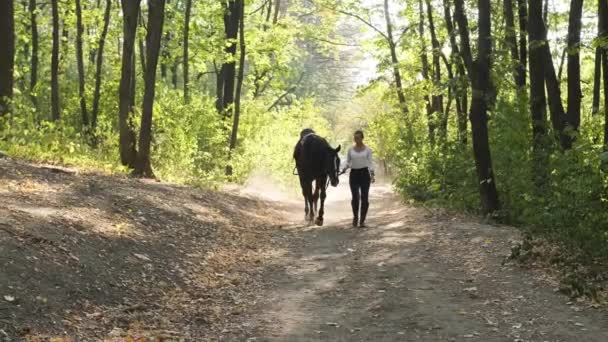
[
  {"xmin": 1, "ymin": 158, "xmax": 607, "ymax": 341},
  {"xmin": 238, "ymin": 180, "xmax": 608, "ymax": 342}
]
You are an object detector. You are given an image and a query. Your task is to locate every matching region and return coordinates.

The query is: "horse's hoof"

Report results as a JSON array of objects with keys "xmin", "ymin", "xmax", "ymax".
[{"xmin": 315, "ymin": 218, "xmax": 323, "ymax": 226}]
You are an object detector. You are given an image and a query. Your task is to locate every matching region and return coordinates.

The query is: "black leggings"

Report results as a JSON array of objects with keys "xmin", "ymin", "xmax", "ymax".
[{"xmin": 349, "ymin": 168, "xmax": 371, "ymax": 222}]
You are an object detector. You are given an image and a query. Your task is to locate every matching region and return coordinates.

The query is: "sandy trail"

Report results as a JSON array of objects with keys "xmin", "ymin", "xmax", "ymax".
[{"xmin": 238, "ymin": 178, "xmax": 608, "ymax": 342}]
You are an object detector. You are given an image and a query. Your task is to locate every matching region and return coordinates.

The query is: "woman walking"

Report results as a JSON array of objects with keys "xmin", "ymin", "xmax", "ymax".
[{"xmin": 343, "ymin": 130, "xmax": 375, "ymax": 227}]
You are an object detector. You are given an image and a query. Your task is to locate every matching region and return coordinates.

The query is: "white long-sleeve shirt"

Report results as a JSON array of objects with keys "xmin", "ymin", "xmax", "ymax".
[{"xmin": 345, "ymin": 146, "xmax": 374, "ymax": 173}]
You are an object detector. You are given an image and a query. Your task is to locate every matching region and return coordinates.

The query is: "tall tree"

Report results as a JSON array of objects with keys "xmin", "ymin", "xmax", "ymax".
[
  {"xmin": 92, "ymin": 0, "xmax": 112, "ymax": 131},
  {"xmin": 228, "ymin": 0, "xmax": 246, "ymax": 175},
  {"xmin": 273, "ymin": 0, "xmax": 281, "ymax": 24},
  {"xmin": 563, "ymin": 0, "xmax": 584, "ymax": 149},
  {"xmin": 28, "ymin": 0, "xmax": 38, "ymax": 110},
  {"xmin": 593, "ymin": 47, "xmax": 602, "ymax": 115},
  {"xmin": 134, "ymin": 0, "xmax": 167, "ymax": 177},
  {"xmin": 426, "ymin": 0, "xmax": 444, "ymax": 138},
  {"xmin": 118, "ymin": 0, "xmax": 141, "ymax": 167},
  {"xmin": 183, "ymin": 0, "xmax": 192, "ymax": 103},
  {"xmin": 454, "ymin": 0, "xmax": 500, "ymax": 214},
  {"xmin": 418, "ymin": 0, "xmax": 434, "ymax": 145},
  {"xmin": 538, "ymin": 7, "xmax": 566, "ymax": 145},
  {"xmin": 516, "ymin": 0, "xmax": 528, "ymax": 86},
  {"xmin": 600, "ymin": 0, "xmax": 608, "ymax": 148},
  {"xmin": 75, "ymin": 0, "xmax": 89, "ymax": 127},
  {"xmin": 443, "ymin": 0, "xmax": 467, "ymax": 143},
  {"xmin": 0, "ymin": 0, "xmax": 14, "ymax": 117},
  {"xmin": 219, "ymin": 0, "xmax": 242, "ymax": 116},
  {"xmin": 504, "ymin": 0, "xmax": 524, "ymax": 88},
  {"xmin": 384, "ymin": 0, "xmax": 408, "ymax": 115},
  {"xmin": 528, "ymin": 0, "xmax": 549, "ymax": 183},
  {"xmin": 593, "ymin": 0, "xmax": 603, "ymax": 116},
  {"xmin": 51, "ymin": 0, "xmax": 61, "ymax": 121}
]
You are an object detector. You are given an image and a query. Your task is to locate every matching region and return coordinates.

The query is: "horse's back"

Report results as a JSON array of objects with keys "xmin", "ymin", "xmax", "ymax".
[{"xmin": 296, "ymin": 135, "xmax": 326, "ymax": 179}]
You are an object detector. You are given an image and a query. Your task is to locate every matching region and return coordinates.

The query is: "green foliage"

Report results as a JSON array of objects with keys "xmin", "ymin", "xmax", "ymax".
[
  {"xmin": 235, "ymin": 99, "xmax": 332, "ymax": 192},
  {"xmin": 2, "ymin": 0, "xmax": 342, "ymax": 190}
]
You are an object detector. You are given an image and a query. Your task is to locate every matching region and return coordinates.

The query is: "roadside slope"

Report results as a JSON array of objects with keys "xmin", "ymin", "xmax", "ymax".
[{"xmin": 0, "ymin": 157, "xmax": 285, "ymax": 341}]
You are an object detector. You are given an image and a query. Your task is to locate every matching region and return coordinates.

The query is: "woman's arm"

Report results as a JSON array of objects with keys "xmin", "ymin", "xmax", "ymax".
[
  {"xmin": 343, "ymin": 148, "xmax": 352, "ymax": 172},
  {"xmin": 367, "ymin": 148, "xmax": 375, "ymax": 181}
]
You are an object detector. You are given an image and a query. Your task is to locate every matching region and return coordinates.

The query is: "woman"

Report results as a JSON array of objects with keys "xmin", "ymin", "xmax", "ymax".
[{"xmin": 343, "ymin": 130, "xmax": 375, "ymax": 228}]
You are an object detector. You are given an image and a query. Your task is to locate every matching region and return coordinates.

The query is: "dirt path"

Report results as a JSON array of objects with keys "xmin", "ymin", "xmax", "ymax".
[
  {"xmin": 239, "ymin": 180, "xmax": 608, "ymax": 342},
  {"xmin": 1, "ymin": 158, "xmax": 607, "ymax": 341}
]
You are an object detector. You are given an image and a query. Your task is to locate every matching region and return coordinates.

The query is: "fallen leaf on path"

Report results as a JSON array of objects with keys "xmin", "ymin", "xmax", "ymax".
[{"xmin": 133, "ymin": 253, "xmax": 151, "ymax": 261}]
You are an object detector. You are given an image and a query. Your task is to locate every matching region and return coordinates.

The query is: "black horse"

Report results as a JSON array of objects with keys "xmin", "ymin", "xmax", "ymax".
[{"xmin": 293, "ymin": 129, "xmax": 341, "ymax": 226}]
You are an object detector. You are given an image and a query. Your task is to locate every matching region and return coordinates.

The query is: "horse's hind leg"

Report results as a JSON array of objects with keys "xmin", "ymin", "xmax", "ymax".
[
  {"xmin": 312, "ymin": 181, "xmax": 320, "ymax": 214},
  {"xmin": 302, "ymin": 189, "xmax": 309, "ymax": 221},
  {"xmin": 302, "ymin": 181, "xmax": 314, "ymax": 224},
  {"xmin": 315, "ymin": 177, "xmax": 327, "ymax": 226}
]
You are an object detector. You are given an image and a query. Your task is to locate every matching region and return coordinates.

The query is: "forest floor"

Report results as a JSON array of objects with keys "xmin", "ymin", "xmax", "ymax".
[{"xmin": 1, "ymin": 156, "xmax": 608, "ymax": 341}]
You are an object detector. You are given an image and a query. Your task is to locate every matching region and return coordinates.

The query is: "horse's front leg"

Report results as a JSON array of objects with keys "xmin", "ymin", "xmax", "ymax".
[{"xmin": 315, "ymin": 178, "xmax": 327, "ymax": 226}]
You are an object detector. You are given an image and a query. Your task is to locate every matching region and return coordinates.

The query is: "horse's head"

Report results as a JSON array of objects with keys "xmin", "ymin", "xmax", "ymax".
[{"xmin": 326, "ymin": 145, "xmax": 341, "ymax": 187}]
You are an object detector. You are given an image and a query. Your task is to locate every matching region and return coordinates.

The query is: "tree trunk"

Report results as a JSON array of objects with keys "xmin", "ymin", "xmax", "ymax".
[
  {"xmin": 504, "ymin": 0, "xmax": 523, "ymax": 88},
  {"xmin": 134, "ymin": 0, "xmax": 166, "ymax": 177},
  {"xmin": 118, "ymin": 0, "xmax": 141, "ymax": 168},
  {"xmin": 516, "ymin": 0, "xmax": 527, "ymax": 86},
  {"xmin": 528, "ymin": 0, "xmax": 549, "ymax": 178},
  {"xmin": 138, "ymin": 12, "xmax": 146, "ymax": 75},
  {"xmin": 183, "ymin": 0, "xmax": 192, "ymax": 103},
  {"xmin": 75, "ymin": 0, "xmax": 89, "ymax": 127},
  {"xmin": 593, "ymin": 47, "xmax": 602, "ymax": 115},
  {"xmin": 28, "ymin": 0, "xmax": 38, "ymax": 111},
  {"xmin": 456, "ymin": 0, "xmax": 500, "ymax": 214},
  {"xmin": 228, "ymin": 0, "xmax": 246, "ymax": 175},
  {"xmin": 563, "ymin": 0, "xmax": 584, "ymax": 149},
  {"xmin": 221, "ymin": 0, "xmax": 242, "ymax": 116},
  {"xmin": 601, "ymin": 0, "xmax": 608, "ymax": 148},
  {"xmin": 215, "ymin": 63, "xmax": 224, "ymax": 113},
  {"xmin": 92, "ymin": 0, "xmax": 111, "ymax": 131},
  {"xmin": 426, "ymin": 0, "xmax": 443, "ymax": 120},
  {"xmin": 604, "ymin": 51, "xmax": 608, "ymax": 149},
  {"xmin": 139, "ymin": 38, "xmax": 147, "ymax": 75},
  {"xmin": 171, "ymin": 60, "xmax": 178, "ymax": 89},
  {"xmin": 418, "ymin": 0, "xmax": 434, "ymax": 145},
  {"xmin": 0, "ymin": 0, "xmax": 14, "ymax": 117},
  {"xmin": 385, "ymin": 0, "xmax": 408, "ymax": 115},
  {"xmin": 454, "ymin": 0, "xmax": 474, "ymax": 76},
  {"xmin": 51, "ymin": 0, "xmax": 61, "ymax": 121},
  {"xmin": 273, "ymin": 0, "xmax": 281, "ymax": 24},
  {"xmin": 443, "ymin": 0, "xmax": 467, "ymax": 144},
  {"xmin": 160, "ymin": 0, "xmax": 171, "ymax": 81},
  {"xmin": 537, "ymin": 6, "xmax": 566, "ymax": 144}
]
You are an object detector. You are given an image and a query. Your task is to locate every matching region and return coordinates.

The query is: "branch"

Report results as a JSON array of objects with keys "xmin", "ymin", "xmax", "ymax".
[
  {"xmin": 396, "ymin": 23, "xmax": 416, "ymax": 42},
  {"xmin": 248, "ymin": 0, "xmax": 269, "ymax": 16},
  {"xmin": 312, "ymin": 1, "xmax": 389, "ymax": 42},
  {"xmin": 267, "ymin": 72, "xmax": 306, "ymax": 111},
  {"xmin": 338, "ymin": 9, "xmax": 389, "ymax": 41},
  {"xmin": 310, "ymin": 36, "xmax": 361, "ymax": 47}
]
